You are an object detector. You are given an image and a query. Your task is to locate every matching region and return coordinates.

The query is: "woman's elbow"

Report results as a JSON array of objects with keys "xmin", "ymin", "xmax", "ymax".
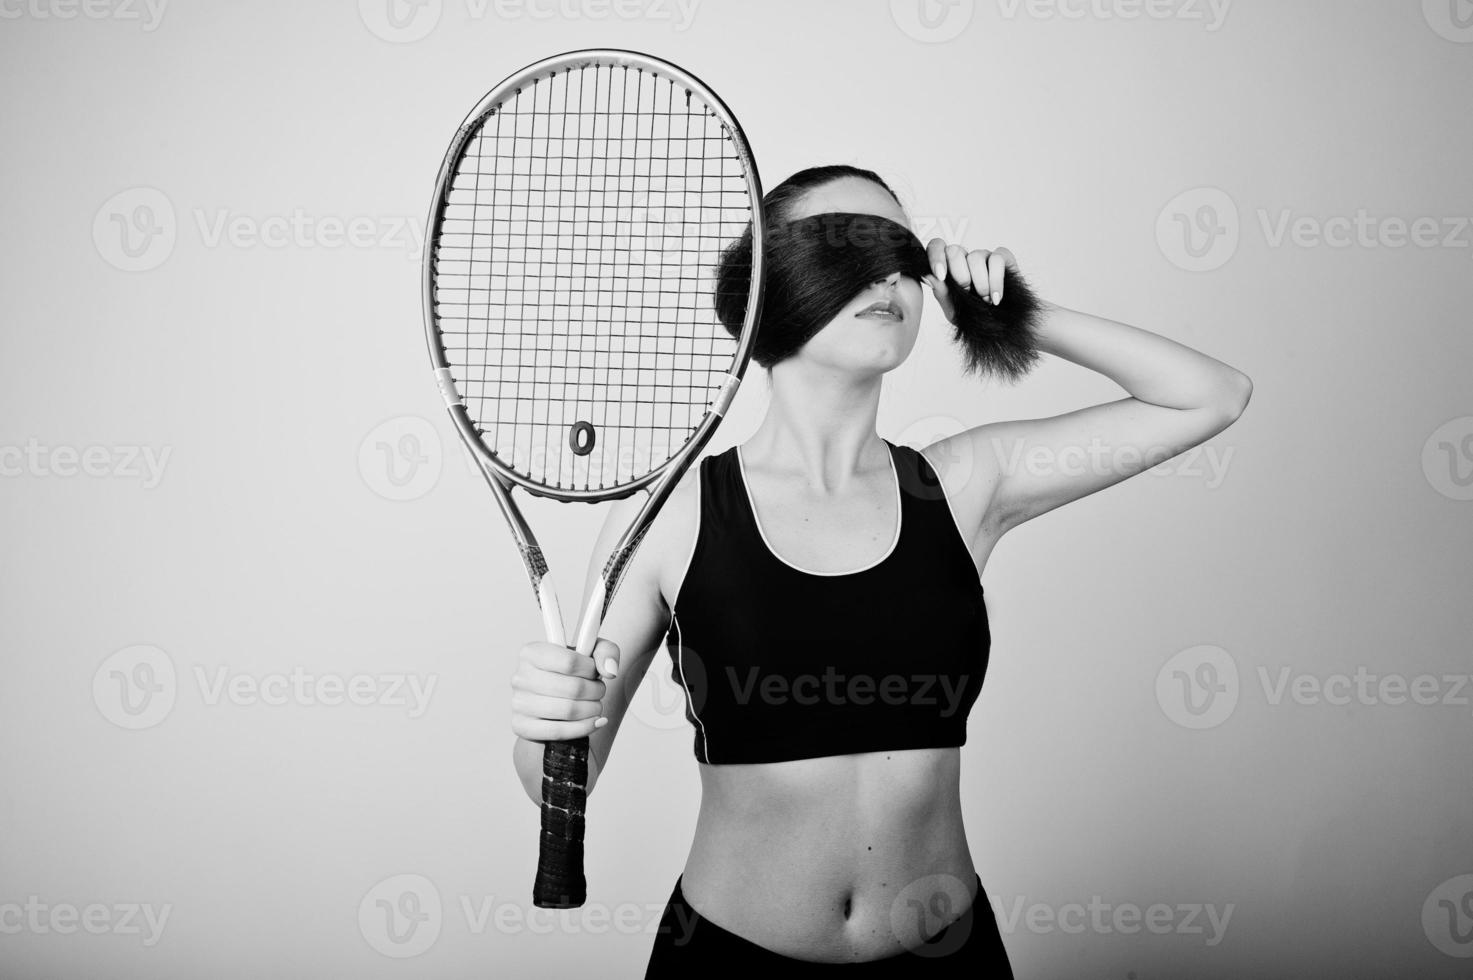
[{"xmin": 1213, "ymin": 370, "xmax": 1253, "ymax": 421}]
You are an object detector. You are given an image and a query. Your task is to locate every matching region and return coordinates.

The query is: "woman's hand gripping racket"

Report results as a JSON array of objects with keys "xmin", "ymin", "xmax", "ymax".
[{"xmin": 421, "ymin": 49, "xmax": 764, "ymax": 909}]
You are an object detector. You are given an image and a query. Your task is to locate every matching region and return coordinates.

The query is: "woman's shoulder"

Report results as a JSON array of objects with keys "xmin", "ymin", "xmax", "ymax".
[{"xmin": 626, "ymin": 449, "xmax": 716, "ymax": 613}]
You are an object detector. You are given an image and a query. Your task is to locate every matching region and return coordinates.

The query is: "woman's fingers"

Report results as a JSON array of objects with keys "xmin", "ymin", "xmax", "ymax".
[
  {"xmin": 519, "ymin": 640, "xmax": 599, "ymax": 680},
  {"xmin": 511, "ymin": 639, "xmax": 613, "ymax": 740},
  {"xmin": 924, "ymin": 238, "xmax": 1023, "ymax": 317},
  {"xmin": 923, "ymin": 273, "xmax": 956, "ymax": 323},
  {"xmin": 510, "ymin": 664, "xmax": 606, "ymax": 702},
  {"xmin": 509, "ymin": 670, "xmax": 609, "ymax": 740},
  {"xmin": 966, "ymin": 250, "xmax": 992, "ymax": 301},
  {"xmin": 945, "ymin": 243, "xmax": 974, "ymax": 287},
  {"xmin": 989, "ymin": 247, "xmax": 1015, "ymax": 305},
  {"xmin": 511, "ymin": 689, "xmax": 604, "ymax": 724},
  {"xmin": 511, "ymin": 713, "xmax": 607, "ymax": 742},
  {"xmin": 926, "ymin": 237, "xmax": 948, "ymax": 280}
]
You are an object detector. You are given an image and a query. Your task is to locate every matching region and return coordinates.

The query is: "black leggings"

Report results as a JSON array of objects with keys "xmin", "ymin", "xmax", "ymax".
[{"xmin": 644, "ymin": 874, "xmax": 1015, "ymax": 978}]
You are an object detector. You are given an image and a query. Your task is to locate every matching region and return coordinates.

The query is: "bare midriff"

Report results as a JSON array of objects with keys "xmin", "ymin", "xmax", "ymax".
[{"xmin": 676, "ymin": 745, "xmax": 978, "ymax": 962}]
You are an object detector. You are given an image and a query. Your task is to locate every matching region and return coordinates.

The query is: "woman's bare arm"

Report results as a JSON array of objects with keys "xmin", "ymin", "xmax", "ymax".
[
  {"xmin": 510, "ymin": 475, "xmax": 689, "ymax": 803},
  {"xmin": 924, "ymin": 300, "xmax": 1252, "ymax": 535}
]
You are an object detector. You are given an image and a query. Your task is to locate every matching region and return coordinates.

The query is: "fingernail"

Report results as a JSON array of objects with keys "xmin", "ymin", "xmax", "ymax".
[
  {"xmin": 993, "ymin": 293, "xmax": 1002, "ymax": 306},
  {"xmin": 594, "ymin": 717, "xmax": 608, "ymax": 728},
  {"xmin": 603, "ymin": 657, "xmax": 618, "ymax": 676}
]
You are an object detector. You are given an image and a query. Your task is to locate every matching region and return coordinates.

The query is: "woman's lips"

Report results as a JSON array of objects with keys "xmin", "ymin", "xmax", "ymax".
[{"xmin": 856, "ymin": 299, "xmax": 904, "ymax": 320}]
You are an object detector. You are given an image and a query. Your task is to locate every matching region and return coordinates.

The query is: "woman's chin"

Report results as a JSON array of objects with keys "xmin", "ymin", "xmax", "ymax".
[
  {"xmin": 847, "ymin": 346, "xmax": 912, "ymax": 376},
  {"xmin": 798, "ymin": 332, "xmax": 915, "ymax": 376},
  {"xmin": 868, "ymin": 335, "xmax": 916, "ymax": 370}
]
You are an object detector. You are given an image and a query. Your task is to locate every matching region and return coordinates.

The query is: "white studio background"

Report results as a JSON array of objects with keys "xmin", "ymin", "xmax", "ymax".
[{"xmin": 2, "ymin": 1, "xmax": 1471, "ymax": 977}]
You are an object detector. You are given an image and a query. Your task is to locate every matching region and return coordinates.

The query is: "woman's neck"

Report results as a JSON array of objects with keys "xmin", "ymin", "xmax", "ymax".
[{"xmin": 744, "ymin": 361, "xmax": 887, "ymax": 493}]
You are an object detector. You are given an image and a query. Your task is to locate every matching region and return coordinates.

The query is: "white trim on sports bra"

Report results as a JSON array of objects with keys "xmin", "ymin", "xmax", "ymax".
[
  {"xmin": 918, "ymin": 443, "xmax": 987, "ymax": 594},
  {"xmin": 734, "ymin": 440, "xmax": 902, "ymax": 577}
]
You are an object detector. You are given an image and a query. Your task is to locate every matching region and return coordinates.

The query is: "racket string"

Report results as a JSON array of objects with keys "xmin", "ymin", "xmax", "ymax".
[{"xmin": 432, "ymin": 61, "xmax": 756, "ymax": 493}]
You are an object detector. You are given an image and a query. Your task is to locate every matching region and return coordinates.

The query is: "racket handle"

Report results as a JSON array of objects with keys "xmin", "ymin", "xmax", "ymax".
[
  {"xmin": 534, "ymin": 736, "xmax": 588, "ymax": 908},
  {"xmin": 529, "ymin": 533, "xmax": 641, "ymax": 908}
]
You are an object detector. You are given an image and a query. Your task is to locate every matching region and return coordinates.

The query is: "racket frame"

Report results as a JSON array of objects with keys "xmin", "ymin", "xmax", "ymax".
[{"xmin": 421, "ymin": 47, "xmax": 764, "ymax": 907}]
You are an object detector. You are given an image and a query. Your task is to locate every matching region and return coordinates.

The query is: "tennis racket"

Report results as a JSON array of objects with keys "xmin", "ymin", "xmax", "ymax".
[{"xmin": 421, "ymin": 49, "xmax": 764, "ymax": 910}]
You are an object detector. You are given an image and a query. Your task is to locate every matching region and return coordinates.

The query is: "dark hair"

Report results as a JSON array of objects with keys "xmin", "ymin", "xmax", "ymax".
[
  {"xmin": 761, "ymin": 164, "xmax": 902, "ymax": 230},
  {"xmin": 714, "ymin": 165, "xmax": 1046, "ymax": 381},
  {"xmin": 714, "ymin": 165, "xmax": 904, "ymax": 367}
]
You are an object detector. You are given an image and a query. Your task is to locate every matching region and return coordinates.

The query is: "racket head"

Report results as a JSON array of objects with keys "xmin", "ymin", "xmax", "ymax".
[{"xmin": 423, "ymin": 48, "xmax": 764, "ymax": 503}]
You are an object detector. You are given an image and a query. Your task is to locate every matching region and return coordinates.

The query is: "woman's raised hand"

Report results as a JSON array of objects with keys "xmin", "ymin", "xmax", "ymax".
[{"xmin": 921, "ymin": 238, "xmax": 1020, "ymax": 322}]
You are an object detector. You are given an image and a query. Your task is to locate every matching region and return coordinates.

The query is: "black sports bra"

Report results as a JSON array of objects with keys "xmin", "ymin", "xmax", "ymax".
[{"xmin": 663, "ymin": 438, "xmax": 991, "ymax": 765}]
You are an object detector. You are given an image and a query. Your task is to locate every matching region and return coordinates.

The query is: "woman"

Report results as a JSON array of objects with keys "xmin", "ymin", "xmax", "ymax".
[{"xmin": 509, "ymin": 165, "xmax": 1253, "ymax": 976}]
